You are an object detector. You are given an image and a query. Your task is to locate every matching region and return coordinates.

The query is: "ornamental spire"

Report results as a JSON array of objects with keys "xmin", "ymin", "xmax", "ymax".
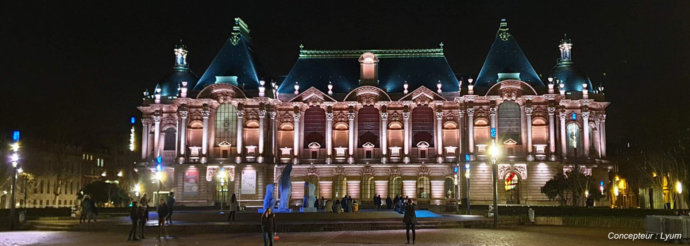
[{"xmin": 558, "ymin": 34, "xmax": 573, "ymax": 64}]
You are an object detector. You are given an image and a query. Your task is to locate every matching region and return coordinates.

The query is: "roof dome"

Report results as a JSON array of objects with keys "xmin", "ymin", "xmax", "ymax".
[
  {"xmin": 156, "ymin": 40, "xmax": 199, "ymax": 98},
  {"xmin": 549, "ymin": 35, "xmax": 593, "ymax": 93}
]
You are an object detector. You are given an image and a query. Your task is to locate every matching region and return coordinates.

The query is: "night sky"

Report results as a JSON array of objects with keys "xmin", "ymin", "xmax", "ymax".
[{"xmin": 1, "ymin": 1, "xmax": 689, "ymax": 151}]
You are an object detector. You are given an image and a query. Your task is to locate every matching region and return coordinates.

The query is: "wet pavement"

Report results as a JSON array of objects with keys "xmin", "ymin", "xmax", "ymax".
[{"xmin": 0, "ymin": 226, "xmax": 671, "ymax": 245}]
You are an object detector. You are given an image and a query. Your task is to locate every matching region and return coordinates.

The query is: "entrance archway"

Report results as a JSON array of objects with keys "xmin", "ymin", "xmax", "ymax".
[{"xmin": 504, "ymin": 172, "xmax": 520, "ymax": 204}]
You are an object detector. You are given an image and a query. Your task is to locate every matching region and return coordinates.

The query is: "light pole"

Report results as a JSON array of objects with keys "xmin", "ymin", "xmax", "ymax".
[
  {"xmin": 9, "ymin": 130, "xmax": 21, "ymax": 230},
  {"xmin": 489, "ymin": 140, "xmax": 501, "ymax": 229},
  {"xmin": 154, "ymin": 157, "xmax": 163, "ymax": 209},
  {"xmin": 465, "ymin": 161, "xmax": 471, "ymax": 215},
  {"xmin": 218, "ymin": 168, "xmax": 227, "ymax": 211}
]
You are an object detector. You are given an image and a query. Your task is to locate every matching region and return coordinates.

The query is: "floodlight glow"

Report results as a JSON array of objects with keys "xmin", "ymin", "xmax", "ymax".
[
  {"xmin": 10, "ymin": 153, "xmax": 19, "ymax": 162},
  {"xmin": 489, "ymin": 144, "xmax": 501, "ymax": 159},
  {"xmin": 676, "ymin": 181, "xmax": 683, "ymax": 194},
  {"xmin": 10, "ymin": 143, "xmax": 19, "ymax": 152}
]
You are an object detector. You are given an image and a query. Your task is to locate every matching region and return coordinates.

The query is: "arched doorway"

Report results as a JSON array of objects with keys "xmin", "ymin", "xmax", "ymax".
[
  {"xmin": 389, "ymin": 176, "xmax": 403, "ymax": 198},
  {"xmin": 444, "ymin": 177, "xmax": 455, "ymax": 199},
  {"xmin": 361, "ymin": 176, "xmax": 375, "ymax": 201},
  {"xmin": 417, "ymin": 176, "xmax": 430, "ymax": 199},
  {"xmin": 333, "ymin": 175, "xmax": 347, "ymax": 199},
  {"xmin": 505, "ymin": 172, "xmax": 520, "ymax": 204},
  {"xmin": 567, "ymin": 123, "xmax": 582, "ymax": 157}
]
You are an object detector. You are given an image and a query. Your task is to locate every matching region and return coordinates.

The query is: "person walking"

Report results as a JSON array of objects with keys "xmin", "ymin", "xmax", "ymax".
[
  {"xmin": 138, "ymin": 202, "xmax": 148, "ymax": 239},
  {"xmin": 227, "ymin": 194, "xmax": 238, "ymax": 222},
  {"xmin": 166, "ymin": 192, "xmax": 175, "ymax": 224},
  {"xmin": 261, "ymin": 208, "xmax": 277, "ymax": 246},
  {"xmin": 403, "ymin": 199, "xmax": 417, "ymax": 244},
  {"xmin": 127, "ymin": 201, "xmax": 139, "ymax": 241},
  {"xmin": 79, "ymin": 195, "xmax": 90, "ymax": 223},
  {"xmin": 157, "ymin": 199, "xmax": 169, "ymax": 239},
  {"xmin": 386, "ymin": 196, "xmax": 392, "ymax": 209}
]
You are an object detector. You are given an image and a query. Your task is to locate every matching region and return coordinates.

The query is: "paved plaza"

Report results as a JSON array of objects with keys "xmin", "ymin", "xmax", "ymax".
[{"xmin": 0, "ymin": 226, "xmax": 671, "ymax": 246}]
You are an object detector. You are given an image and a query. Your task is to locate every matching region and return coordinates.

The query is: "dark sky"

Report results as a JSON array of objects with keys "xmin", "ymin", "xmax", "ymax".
[{"xmin": 1, "ymin": 1, "xmax": 689, "ymax": 150}]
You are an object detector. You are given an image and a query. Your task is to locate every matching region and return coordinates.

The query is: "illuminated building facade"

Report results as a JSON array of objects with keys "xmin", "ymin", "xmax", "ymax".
[{"xmin": 137, "ymin": 18, "xmax": 611, "ymax": 207}]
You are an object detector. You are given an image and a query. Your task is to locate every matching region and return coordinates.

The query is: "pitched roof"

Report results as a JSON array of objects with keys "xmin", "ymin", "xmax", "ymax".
[
  {"xmin": 194, "ymin": 18, "xmax": 260, "ymax": 91},
  {"xmin": 475, "ymin": 19, "xmax": 543, "ymax": 88},
  {"xmin": 278, "ymin": 48, "xmax": 459, "ymax": 94}
]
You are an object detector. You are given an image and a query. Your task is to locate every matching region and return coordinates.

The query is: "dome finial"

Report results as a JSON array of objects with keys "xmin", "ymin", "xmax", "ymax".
[{"xmin": 174, "ymin": 39, "xmax": 189, "ymax": 68}]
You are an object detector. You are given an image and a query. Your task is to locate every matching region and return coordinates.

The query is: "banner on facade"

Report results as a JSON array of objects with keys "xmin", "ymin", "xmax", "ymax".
[
  {"xmin": 241, "ymin": 169, "xmax": 256, "ymax": 194},
  {"xmin": 184, "ymin": 166, "xmax": 199, "ymax": 195}
]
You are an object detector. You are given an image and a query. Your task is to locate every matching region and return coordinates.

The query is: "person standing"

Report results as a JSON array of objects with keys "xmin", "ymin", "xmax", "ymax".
[
  {"xmin": 127, "ymin": 201, "xmax": 139, "ymax": 241},
  {"xmin": 347, "ymin": 196, "xmax": 354, "ymax": 213},
  {"xmin": 386, "ymin": 196, "xmax": 392, "ymax": 209},
  {"xmin": 157, "ymin": 199, "xmax": 169, "ymax": 238},
  {"xmin": 341, "ymin": 196, "xmax": 348, "ymax": 212},
  {"xmin": 138, "ymin": 203, "xmax": 148, "ymax": 239},
  {"xmin": 87, "ymin": 195, "xmax": 97, "ymax": 223},
  {"xmin": 333, "ymin": 200, "xmax": 340, "ymax": 213},
  {"xmin": 403, "ymin": 199, "xmax": 417, "ymax": 244},
  {"xmin": 227, "ymin": 194, "xmax": 238, "ymax": 222},
  {"xmin": 261, "ymin": 208, "xmax": 277, "ymax": 246},
  {"xmin": 166, "ymin": 192, "xmax": 175, "ymax": 224}
]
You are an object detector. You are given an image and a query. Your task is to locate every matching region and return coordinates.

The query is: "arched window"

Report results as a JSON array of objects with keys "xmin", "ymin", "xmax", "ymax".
[
  {"xmin": 498, "ymin": 102, "xmax": 521, "ymax": 144},
  {"xmin": 215, "ymin": 104, "xmax": 237, "ymax": 145},
  {"xmin": 412, "ymin": 106, "xmax": 434, "ymax": 146},
  {"xmin": 389, "ymin": 176, "xmax": 403, "ymax": 198},
  {"xmin": 567, "ymin": 123, "xmax": 582, "ymax": 157},
  {"xmin": 358, "ymin": 106, "xmax": 380, "ymax": 147},
  {"xmin": 163, "ymin": 128, "xmax": 176, "ymax": 150},
  {"xmin": 304, "ymin": 106, "xmax": 326, "ymax": 148}
]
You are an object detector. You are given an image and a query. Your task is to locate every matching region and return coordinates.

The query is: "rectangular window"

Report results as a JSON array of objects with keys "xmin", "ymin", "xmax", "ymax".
[
  {"xmin": 420, "ymin": 150, "xmax": 427, "ymax": 159},
  {"xmin": 222, "ymin": 149, "xmax": 229, "ymax": 158},
  {"xmin": 365, "ymin": 150, "xmax": 372, "ymax": 159},
  {"xmin": 311, "ymin": 151, "xmax": 318, "ymax": 159}
]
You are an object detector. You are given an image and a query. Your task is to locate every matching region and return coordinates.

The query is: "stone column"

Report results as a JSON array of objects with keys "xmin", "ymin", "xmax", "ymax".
[
  {"xmin": 489, "ymin": 106, "xmax": 497, "ymax": 138},
  {"xmin": 380, "ymin": 112, "xmax": 388, "ymax": 162},
  {"xmin": 458, "ymin": 110, "xmax": 464, "ymax": 159},
  {"xmin": 525, "ymin": 106, "xmax": 534, "ymax": 161},
  {"xmin": 467, "ymin": 108, "xmax": 475, "ymax": 155},
  {"xmin": 270, "ymin": 111, "xmax": 277, "ymax": 163},
  {"xmin": 559, "ymin": 110, "xmax": 567, "ymax": 159},
  {"xmin": 258, "ymin": 109, "xmax": 266, "ymax": 162},
  {"xmin": 582, "ymin": 111, "xmax": 590, "ymax": 158},
  {"xmin": 326, "ymin": 112, "xmax": 333, "ymax": 162},
  {"xmin": 595, "ymin": 116, "xmax": 602, "ymax": 159},
  {"xmin": 179, "ymin": 110, "xmax": 188, "ymax": 156},
  {"xmin": 403, "ymin": 111, "xmax": 410, "ymax": 158},
  {"xmin": 201, "ymin": 107, "xmax": 210, "ymax": 162},
  {"xmin": 548, "ymin": 106, "xmax": 556, "ymax": 160},
  {"xmin": 348, "ymin": 112, "xmax": 355, "ymax": 157},
  {"xmin": 153, "ymin": 112, "xmax": 162, "ymax": 158},
  {"xmin": 293, "ymin": 112, "xmax": 301, "ymax": 158},
  {"xmin": 141, "ymin": 119, "xmax": 150, "ymax": 160},
  {"xmin": 436, "ymin": 110, "xmax": 443, "ymax": 158},
  {"xmin": 600, "ymin": 114, "xmax": 607, "ymax": 158}
]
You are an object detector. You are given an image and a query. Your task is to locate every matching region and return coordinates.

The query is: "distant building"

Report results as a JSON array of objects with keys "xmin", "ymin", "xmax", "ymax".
[
  {"xmin": 136, "ymin": 18, "xmax": 611, "ymax": 207},
  {"xmin": 0, "ymin": 140, "xmax": 132, "ymax": 209}
]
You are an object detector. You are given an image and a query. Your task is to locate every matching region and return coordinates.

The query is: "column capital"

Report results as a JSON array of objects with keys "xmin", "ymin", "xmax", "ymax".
[
  {"xmin": 202, "ymin": 110, "xmax": 210, "ymax": 118},
  {"xmin": 237, "ymin": 110, "xmax": 245, "ymax": 118},
  {"xmin": 179, "ymin": 110, "xmax": 188, "ymax": 118},
  {"xmin": 489, "ymin": 107, "xmax": 496, "ymax": 116},
  {"xmin": 347, "ymin": 112, "xmax": 355, "ymax": 120},
  {"xmin": 436, "ymin": 111, "xmax": 443, "ymax": 120},
  {"xmin": 293, "ymin": 112, "xmax": 301, "ymax": 121},
  {"xmin": 259, "ymin": 110, "xmax": 266, "ymax": 118},
  {"xmin": 548, "ymin": 106, "xmax": 556, "ymax": 115},
  {"xmin": 582, "ymin": 111, "xmax": 590, "ymax": 119},
  {"xmin": 402, "ymin": 111, "xmax": 410, "ymax": 120},
  {"xmin": 269, "ymin": 111, "xmax": 277, "ymax": 120},
  {"xmin": 466, "ymin": 108, "xmax": 475, "ymax": 116},
  {"xmin": 380, "ymin": 112, "xmax": 388, "ymax": 120},
  {"xmin": 326, "ymin": 112, "xmax": 334, "ymax": 120},
  {"xmin": 558, "ymin": 109, "xmax": 567, "ymax": 120},
  {"xmin": 458, "ymin": 110, "xmax": 464, "ymax": 118},
  {"xmin": 600, "ymin": 114, "xmax": 607, "ymax": 121},
  {"xmin": 153, "ymin": 115, "xmax": 162, "ymax": 122},
  {"xmin": 525, "ymin": 107, "xmax": 533, "ymax": 116}
]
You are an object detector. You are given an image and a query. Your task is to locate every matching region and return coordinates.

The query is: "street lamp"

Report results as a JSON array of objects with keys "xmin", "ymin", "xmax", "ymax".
[
  {"xmin": 8, "ymin": 130, "xmax": 20, "ymax": 230},
  {"xmin": 489, "ymin": 141, "xmax": 501, "ymax": 229},
  {"xmin": 153, "ymin": 161, "xmax": 163, "ymax": 209},
  {"xmin": 676, "ymin": 181, "xmax": 683, "ymax": 210},
  {"xmin": 465, "ymin": 158, "xmax": 471, "ymax": 215},
  {"xmin": 217, "ymin": 168, "xmax": 227, "ymax": 211}
]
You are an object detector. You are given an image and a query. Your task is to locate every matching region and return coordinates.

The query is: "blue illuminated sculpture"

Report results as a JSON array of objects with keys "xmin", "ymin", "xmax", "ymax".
[
  {"xmin": 300, "ymin": 182, "xmax": 317, "ymax": 212},
  {"xmin": 262, "ymin": 183, "xmax": 276, "ymax": 212},
  {"xmin": 275, "ymin": 164, "xmax": 293, "ymax": 212}
]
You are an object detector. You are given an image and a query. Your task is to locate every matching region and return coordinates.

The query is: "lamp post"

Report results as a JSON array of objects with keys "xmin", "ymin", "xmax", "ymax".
[
  {"xmin": 489, "ymin": 140, "xmax": 501, "ymax": 229},
  {"xmin": 9, "ymin": 130, "xmax": 21, "ymax": 230},
  {"xmin": 465, "ymin": 162, "xmax": 471, "ymax": 215},
  {"xmin": 217, "ymin": 168, "xmax": 227, "ymax": 211},
  {"xmin": 154, "ymin": 160, "xmax": 163, "ymax": 209}
]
